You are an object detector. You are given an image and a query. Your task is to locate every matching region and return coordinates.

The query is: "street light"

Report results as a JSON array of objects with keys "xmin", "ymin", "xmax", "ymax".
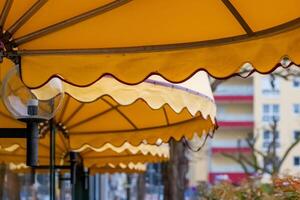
[{"xmin": 1, "ymin": 66, "xmax": 64, "ymax": 166}]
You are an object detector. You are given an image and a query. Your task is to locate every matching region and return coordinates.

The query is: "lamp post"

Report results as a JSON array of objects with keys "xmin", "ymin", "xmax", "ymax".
[
  {"xmin": 1, "ymin": 66, "xmax": 64, "ymax": 166},
  {"xmin": 1, "ymin": 66, "xmax": 64, "ymax": 200}
]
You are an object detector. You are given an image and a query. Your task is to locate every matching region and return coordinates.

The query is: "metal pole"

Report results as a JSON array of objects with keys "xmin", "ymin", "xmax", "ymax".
[
  {"xmin": 127, "ymin": 174, "xmax": 131, "ymax": 200},
  {"xmin": 26, "ymin": 121, "xmax": 39, "ymax": 166},
  {"xmin": 50, "ymin": 119, "xmax": 56, "ymax": 200}
]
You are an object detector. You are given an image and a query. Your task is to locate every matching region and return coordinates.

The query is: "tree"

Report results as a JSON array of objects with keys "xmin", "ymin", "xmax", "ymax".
[
  {"xmin": 162, "ymin": 139, "xmax": 188, "ymax": 200},
  {"xmin": 222, "ymin": 117, "xmax": 300, "ymax": 176},
  {"xmin": 161, "ymin": 61, "xmax": 299, "ymax": 199},
  {"xmin": 214, "ymin": 65, "xmax": 300, "ymax": 177}
]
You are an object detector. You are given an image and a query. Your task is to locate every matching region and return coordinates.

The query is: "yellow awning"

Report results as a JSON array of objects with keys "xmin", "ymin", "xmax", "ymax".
[
  {"xmin": 0, "ymin": 142, "xmax": 169, "ymax": 167},
  {"xmin": 0, "ymin": 64, "xmax": 216, "ymax": 148},
  {"xmin": 0, "ymin": 0, "xmax": 299, "ymax": 87},
  {"xmin": 0, "ymin": 94, "xmax": 215, "ymax": 148},
  {"xmin": 9, "ymin": 163, "xmax": 147, "ymax": 174},
  {"xmin": 89, "ymin": 163, "xmax": 147, "ymax": 174}
]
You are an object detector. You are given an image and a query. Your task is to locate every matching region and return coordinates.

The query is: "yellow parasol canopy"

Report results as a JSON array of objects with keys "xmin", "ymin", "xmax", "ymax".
[
  {"xmin": 0, "ymin": 63, "xmax": 216, "ymax": 148},
  {"xmin": 0, "ymin": 94, "xmax": 215, "ymax": 148},
  {"xmin": 9, "ymin": 163, "xmax": 147, "ymax": 174},
  {"xmin": 89, "ymin": 163, "xmax": 146, "ymax": 174},
  {"xmin": 0, "ymin": 0, "xmax": 299, "ymax": 88},
  {"xmin": 0, "ymin": 141, "xmax": 169, "ymax": 168}
]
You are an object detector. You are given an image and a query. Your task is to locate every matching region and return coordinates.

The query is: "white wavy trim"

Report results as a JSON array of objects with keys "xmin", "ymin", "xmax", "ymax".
[
  {"xmin": 0, "ymin": 144, "xmax": 20, "ymax": 152},
  {"xmin": 33, "ymin": 71, "xmax": 216, "ymax": 119},
  {"xmin": 237, "ymin": 57, "xmax": 293, "ymax": 78},
  {"xmin": 8, "ymin": 163, "xmax": 27, "ymax": 170},
  {"xmin": 101, "ymin": 162, "xmax": 147, "ymax": 171},
  {"xmin": 74, "ymin": 142, "xmax": 169, "ymax": 158}
]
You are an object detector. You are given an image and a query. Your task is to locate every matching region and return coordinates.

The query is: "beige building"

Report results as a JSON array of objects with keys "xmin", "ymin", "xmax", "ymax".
[
  {"xmin": 188, "ymin": 71, "xmax": 300, "ymax": 186},
  {"xmin": 187, "ymin": 76, "xmax": 254, "ymax": 186},
  {"xmin": 209, "ymin": 76, "xmax": 254, "ymax": 184},
  {"xmin": 254, "ymin": 73, "xmax": 300, "ymax": 176}
]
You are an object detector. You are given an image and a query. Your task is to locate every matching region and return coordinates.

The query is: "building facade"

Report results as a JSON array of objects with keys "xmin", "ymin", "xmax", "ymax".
[
  {"xmin": 209, "ymin": 76, "xmax": 254, "ymax": 184},
  {"xmin": 205, "ymin": 72, "xmax": 300, "ymax": 184},
  {"xmin": 254, "ymin": 73, "xmax": 300, "ymax": 176}
]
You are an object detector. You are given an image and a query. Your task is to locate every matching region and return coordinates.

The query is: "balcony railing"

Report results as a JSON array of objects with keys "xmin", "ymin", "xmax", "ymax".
[
  {"xmin": 217, "ymin": 114, "xmax": 253, "ymax": 122},
  {"xmin": 210, "ymin": 165, "xmax": 250, "ymax": 173},
  {"xmin": 214, "ymin": 85, "xmax": 253, "ymax": 96},
  {"xmin": 211, "ymin": 140, "xmax": 249, "ymax": 148},
  {"xmin": 211, "ymin": 140, "xmax": 252, "ymax": 154}
]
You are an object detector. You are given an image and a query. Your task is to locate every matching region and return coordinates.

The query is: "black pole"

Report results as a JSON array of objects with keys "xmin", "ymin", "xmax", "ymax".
[
  {"xmin": 26, "ymin": 100, "xmax": 40, "ymax": 167},
  {"xmin": 127, "ymin": 174, "xmax": 131, "ymax": 200},
  {"xmin": 84, "ymin": 169, "xmax": 89, "ymax": 190},
  {"xmin": 70, "ymin": 152, "xmax": 78, "ymax": 185},
  {"xmin": 26, "ymin": 121, "xmax": 39, "ymax": 166},
  {"xmin": 50, "ymin": 119, "xmax": 56, "ymax": 200}
]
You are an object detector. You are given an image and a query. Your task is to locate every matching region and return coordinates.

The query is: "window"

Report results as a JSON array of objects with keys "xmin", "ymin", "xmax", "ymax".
[
  {"xmin": 262, "ymin": 130, "xmax": 280, "ymax": 148},
  {"xmin": 294, "ymin": 131, "xmax": 300, "ymax": 140},
  {"xmin": 262, "ymin": 76, "xmax": 280, "ymax": 96},
  {"xmin": 293, "ymin": 78, "xmax": 300, "ymax": 87},
  {"xmin": 262, "ymin": 104, "xmax": 280, "ymax": 122},
  {"xmin": 294, "ymin": 157, "xmax": 300, "ymax": 166},
  {"xmin": 293, "ymin": 104, "xmax": 300, "ymax": 114}
]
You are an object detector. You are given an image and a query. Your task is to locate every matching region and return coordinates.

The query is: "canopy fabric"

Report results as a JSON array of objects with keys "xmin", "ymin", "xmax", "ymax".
[
  {"xmin": 34, "ymin": 71, "xmax": 215, "ymax": 117},
  {"xmin": 0, "ymin": 0, "xmax": 299, "ymax": 87},
  {"xmin": 1, "ymin": 61, "xmax": 216, "ymax": 118},
  {"xmin": 9, "ymin": 163, "xmax": 146, "ymax": 174},
  {"xmin": 0, "ymin": 140, "xmax": 169, "ymax": 167},
  {"xmin": 89, "ymin": 163, "xmax": 146, "ymax": 174},
  {"xmin": 0, "ymin": 93, "xmax": 215, "ymax": 148},
  {"xmin": 0, "ymin": 64, "xmax": 216, "ymax": 148}
]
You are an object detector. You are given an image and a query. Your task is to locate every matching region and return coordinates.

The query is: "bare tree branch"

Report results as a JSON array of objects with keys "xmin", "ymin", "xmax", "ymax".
[
  {"xmin": 222, "ymin": 153, "xmax": 250, "ymax": 175},
  {"xmin": 278, "ymin": 138, "xmax": 300, "ymax": 172},
  {"xmin": 211, "ymin": 66, "xmax": 300, "ymax": 177}
]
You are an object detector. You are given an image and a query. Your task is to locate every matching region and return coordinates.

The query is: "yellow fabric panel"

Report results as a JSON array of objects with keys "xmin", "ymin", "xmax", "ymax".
[
  {"xmin": 39, "ymin": 133, "xmax": 68, "ymax": 157},
  {"xmin": 15, "ymin": 0, "xmax": 244, "ymax": 48},
  {"xmin": 1, "ymin": 0, "xmax": 299, "ymax": 86},
  {"xmin": 1, "ymin": 61, "xmax": 216, "ymax": 120},
  {"xmin": 78, "ymin": 143, "xmax": 169, "ymax": 157},
  {"xmin": 0, "ymin": 59, "xmax": 14, "ymax": 81},
  {"xmin": 230, "ymin": 0, "xmax": 300, "ymax": 31},
  {"xmin": 8, "ymin": 0, "xmax": 116, "ymax": 38},
  {"xmin": 101, "ymin": 96, "xmax": 119, "ymax": 107},
  {"xmin": 0, "ymin": 1, "xmax": 4, "ymax": 15},
  {"xmin": 32, "ymin": 71, "xmax": 215, "ymax": 117},
  {"xmin": 70, "ymin": 109, "xmax": 134, "ymax": 132},
  {"xmin": 0, "ymin": 69, "xmax": 216, "ymax": 148},
  {"xmin": 165, "ymin": 106, "xmax": 195, "ymax": 124},
  {"xmin": 4, "ymin": 0, "xmax": 36, "ymax": 28},
  {"xmin": 0, "ymin": 65, "xmax": 216, "ymax": 151},
  {"xmin": 0, "ymin": 63, "xmax": 216, "ymax": 149},
  {"xmin": 0, "ymin": 140, "xmax": 168, "ymax": 168},
  {"xmin": 0, "ymin": 147, "xmax": 60, "ymax": 165},
  {"xmin": 89, "ymin": 167, "xmax": 145, "ymax": 174},
  {"xmin": 83, "ymin": 154, "xmax": 167, "ymax": 168},
  {"xmin": 11, "ymin": 163, "xmax": 146, "ymax": 175},
  {"xmin": 57, "ymin": 96, "xmax": 83, "ymax": 122},
  {"xmin": 20, "ymin": 27, "xmax": 300, "ymax": 87},
  {"xmin": 69, "ymin": 114, "xmax": 213, "ymax": 149},
  {"xmin": 117, "ymin": 100, "xmax": 167, "ymax": 129},
  {"xmin": 81, "ymin": 149, "xmax": 153, "ymax": 158},
  {"xmin": 0, "ymin": 138, "xmax": 25, "ymax": 149}
]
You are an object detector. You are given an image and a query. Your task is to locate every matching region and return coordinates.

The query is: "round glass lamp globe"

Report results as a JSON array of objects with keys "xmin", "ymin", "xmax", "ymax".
[{"xmin": 1, "ymin": 67, "xmax": 64, "ymax": 120}]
